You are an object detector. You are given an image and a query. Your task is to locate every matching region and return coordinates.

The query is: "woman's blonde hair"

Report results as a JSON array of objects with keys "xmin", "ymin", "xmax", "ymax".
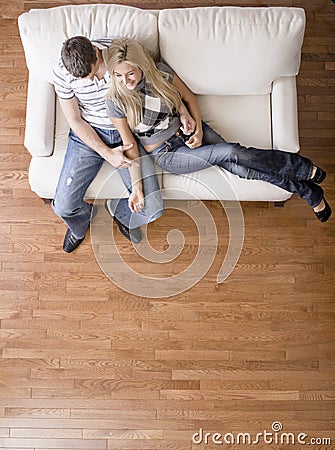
[{"xmin": 107, "ymin": 38, "xmax": 181, "ymax": 130}]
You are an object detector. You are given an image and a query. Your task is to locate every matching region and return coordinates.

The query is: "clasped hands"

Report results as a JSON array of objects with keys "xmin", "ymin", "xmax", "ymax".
[{"xmin": 179, "ymin": 112, "xmax": 202, "ymax": 149}]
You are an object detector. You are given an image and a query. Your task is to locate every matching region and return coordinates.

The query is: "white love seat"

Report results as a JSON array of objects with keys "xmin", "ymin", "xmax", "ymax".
[{"xmin": 18, "ymin": 4, "xmax": 305, "ymax": 202}]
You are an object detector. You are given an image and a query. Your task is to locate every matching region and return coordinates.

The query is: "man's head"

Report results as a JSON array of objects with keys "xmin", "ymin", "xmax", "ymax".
[{"xmin": 61, "ymin": 36, "xmax": 97, "ymax": 78}]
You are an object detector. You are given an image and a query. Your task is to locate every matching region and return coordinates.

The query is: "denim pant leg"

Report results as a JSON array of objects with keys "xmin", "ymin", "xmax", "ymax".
[
  {"xmin": 201, "ymin": 122, "xmax": 314, "ymax": 181},
  {"xmin": 201, "ymin": 122, "xmax": 252, "ymax": 177},
  {"xmin": 201, "ymin": 123, "xmax": 323, "ymax": 207},
  {"xmin": 107, "ymin": 144, "xmax": 164, "ymax": 229},
  {"xmin": 248, "ymin": 175, "xmax": 323, "ymax": 208},
  {"xmin": 52, "ymin": 130, "xmax": 105, "ymax": 239},
  {"xmin": 53, "ymin": 127, "xmax": 132, "ymax": 238},
  {"xmin": 151, "ymin": 122, "xmax": 322, "ymax": 208}
]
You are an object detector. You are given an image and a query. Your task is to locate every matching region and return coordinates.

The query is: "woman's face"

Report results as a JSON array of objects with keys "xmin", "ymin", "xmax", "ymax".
[{"xmin": 113, "ymin": 62, "xmax": 142, "ymax": 90}]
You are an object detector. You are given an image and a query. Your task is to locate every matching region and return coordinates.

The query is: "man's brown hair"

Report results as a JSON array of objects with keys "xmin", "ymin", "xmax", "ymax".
[{"xmin": 61, "ymin": 36, "xmax": 97, "ymax": 78}]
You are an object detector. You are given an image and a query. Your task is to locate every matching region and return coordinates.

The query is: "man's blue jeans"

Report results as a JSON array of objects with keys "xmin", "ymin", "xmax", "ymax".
[
  {"xmin": 149, "ymin": 122, "xmax": 323, "ymax": 208},
  {"xmin": 52, "ymin": 127, "xmax": 163, "ymax": 239}
]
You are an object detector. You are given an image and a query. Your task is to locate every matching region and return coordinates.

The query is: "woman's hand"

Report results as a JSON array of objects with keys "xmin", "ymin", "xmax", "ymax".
[
  {"xmin": 179, "ymin": 109, "xmax": 196, "ymax": 135},
  {"xmin": 173, "ymin": 76, "xmax": 203, "ymax": 149},
  {"xmin": 185, "ymin": 127, "xmax": 203, "ymax": 149},
  {"xmin": 108, "ymin": 118, "xmax": 145, "ymax": 213},
  {"xmin": 128, "ymin": 186, "xmax": 145, "ymax": 213},
  {"xmin": 178, "ymin": 101, "xmax": 202, "ymax": 148}
]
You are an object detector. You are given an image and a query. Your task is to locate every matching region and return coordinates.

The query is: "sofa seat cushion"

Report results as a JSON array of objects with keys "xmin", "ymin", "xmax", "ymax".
[
  {"xmin": 28, "ymin": 99, "xmax": 164, "ymax": 200},
  {"xmin": 197, "ymin": 93, "xmax": 272, "ymax": 149},
  {"xmin": 162, "ymin": 167, "xmax": 291, "ymax": 201},
  {"xmin": 29, "ymin": 92, "xmax": 289, "ymax": 202},
  {"xmin": 162, "ymin": 93, "xmax": 290, "ymax": 201}
]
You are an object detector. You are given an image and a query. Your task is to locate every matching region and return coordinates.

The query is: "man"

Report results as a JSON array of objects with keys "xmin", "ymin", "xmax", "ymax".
[{"xmin": 52, "ymin": 36, "xmax": 163, "ymax": 253}]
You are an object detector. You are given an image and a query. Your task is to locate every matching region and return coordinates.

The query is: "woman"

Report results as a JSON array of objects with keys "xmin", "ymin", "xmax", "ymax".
[{"xmin": 106, "ymin": 38, "xmax": 331, "ymax": 222}]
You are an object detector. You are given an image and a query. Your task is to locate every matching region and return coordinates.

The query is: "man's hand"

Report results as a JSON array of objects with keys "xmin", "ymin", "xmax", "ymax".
[
  {"xmin": 58, "ymin": 98, "xmax": 138, "ymax": 168},
  {"xmin": 105, "ymin": 144, "xmax": 137, "ymax": 169}
]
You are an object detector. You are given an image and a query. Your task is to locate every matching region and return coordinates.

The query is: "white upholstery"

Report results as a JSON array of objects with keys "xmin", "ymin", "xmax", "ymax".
[
  {"xmin": 18, "ymin": 4, "xmax": 159, "ymax": 83},
  {"xmin": 158, "ymin": 7, "xmax": 305, "ymax": 95},
  {"xmin": 18, "ymin": 4, "xmax": 306, "ymax": 202},
  {"xmin": 271, "ymin": 77, "xmax": 299, "ymax": 151},
  {"xmin": 24, "ymin": 75, "xmax": 55, "ymax": 157}
]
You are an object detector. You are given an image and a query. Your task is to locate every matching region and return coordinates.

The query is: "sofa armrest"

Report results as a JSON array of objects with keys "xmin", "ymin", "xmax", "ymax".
[
  {"xmin": 271, "ymin": 76, "xmax": 299, "ymax": 152},
  {"xmin": 24, "ymin": 74, "xmax": 55, "ymax": 157}
]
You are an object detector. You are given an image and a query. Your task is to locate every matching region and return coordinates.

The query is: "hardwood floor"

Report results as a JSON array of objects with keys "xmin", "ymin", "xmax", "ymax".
[{"xmin": 0, "ymin": 0, "xmax": 334, "ymax": 449}]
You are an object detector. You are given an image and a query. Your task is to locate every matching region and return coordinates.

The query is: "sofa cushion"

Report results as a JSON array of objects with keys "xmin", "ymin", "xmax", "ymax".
[
  {"xmin": 159, "ymin": 7, "xmax": 305, "ymax": 95},
  {"xmin": 196, "ymin": 93, "xmax": 272, "ymax": 149},
  {"xmin": 162, "ymin": 168, "xmax": 291, "ymax": 202},
  {"xmin": 18, "ymin": 4, "xmax": 159, "ymax": 83},
  {"xmin": 161, "ymin": 92, "xmax": 291, "ymax": 202},
  {"xmin": 28, "ymin": 98, "xmax": 164, "ymax": 199}
]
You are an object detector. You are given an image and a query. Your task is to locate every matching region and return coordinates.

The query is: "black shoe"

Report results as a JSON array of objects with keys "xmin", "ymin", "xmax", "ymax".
[
  {"xmin": 113, "ymin": 216, "xmax": 142, "ymax": 243},
  {"xmin": 63, "ymin": 228, "xmax": 85, "ymax": 253},
  {"xmin": 90, "ymin": 204, "xmax": 98, "ymax": 220},
  {"xmin": 311, "ymin": 166, "xmax": 327, "ymax": 184},
  {"xmin": 104, "ymin": 200, "xmax": 142, "ymax": 243},
  {"xmin": 314, "ymin": 199, "xmax": 332, "ymax": 223}
]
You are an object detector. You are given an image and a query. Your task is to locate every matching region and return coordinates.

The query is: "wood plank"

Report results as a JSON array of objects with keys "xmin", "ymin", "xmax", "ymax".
[{"xmin": 0, "ymin": 1, "xmax": 334, "ymax": 449}]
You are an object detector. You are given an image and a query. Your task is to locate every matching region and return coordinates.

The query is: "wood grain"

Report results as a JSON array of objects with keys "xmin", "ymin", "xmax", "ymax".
[{"xmin": 0, "ymin": 0, "xmax": 334, "ymax": 449}]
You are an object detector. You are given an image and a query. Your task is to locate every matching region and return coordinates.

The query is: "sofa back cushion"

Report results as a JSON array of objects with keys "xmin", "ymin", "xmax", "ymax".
[
  {"xmin": 18, "ymin": 4, "xmax": 159, "ymax": 83},
  {"xmin": 159, "ymin": 7, "xmax": 305, "ymax": 96}
]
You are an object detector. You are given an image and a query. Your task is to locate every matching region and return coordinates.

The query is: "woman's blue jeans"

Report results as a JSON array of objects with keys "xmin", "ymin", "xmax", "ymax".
[
  {"xmin": 149, "ymin": 122, "xmax": 323, "ymax": 208},
  {"xmin": 52, "ymin": 127, "xmax": 163, "ymax": 239}
]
